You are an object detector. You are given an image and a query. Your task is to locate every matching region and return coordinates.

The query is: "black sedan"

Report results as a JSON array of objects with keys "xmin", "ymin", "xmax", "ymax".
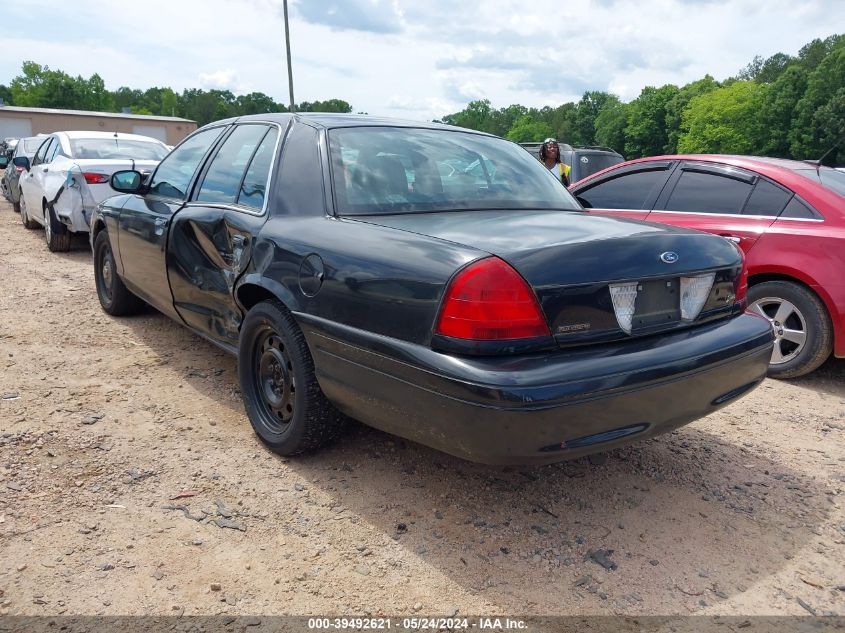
[{"xmin": 90, "ymin": 114, "xmax": 773, "ymax": 464}]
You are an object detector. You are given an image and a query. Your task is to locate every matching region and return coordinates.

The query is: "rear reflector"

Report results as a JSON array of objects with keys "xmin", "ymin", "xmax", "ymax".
[
  {"xmin": 680, "ymin": 273, "xmax": 715, "ymax": 321},
  {"xmin": 436, "ymin": 257, "xmax": 550, "ymax": 340},
  {"xmin": 609, "ymin": 282, "xmax": 638, "ymax": 334},
  {"xmin": 83, "ymin": 172, "xmax": 110, "ymax": 184}
]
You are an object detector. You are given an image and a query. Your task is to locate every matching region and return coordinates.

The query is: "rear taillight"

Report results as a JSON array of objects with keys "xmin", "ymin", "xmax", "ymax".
[
  {"xmin": 83, "ymin": 172, "xmax": 110, "ymax": 184},
  {"xmin": 435, "ymin": 257, "xmax": 550, "ymax": 340},
  {"xmin": 734, "ymin": 247, "xmax": 748, "ymax": 310}
]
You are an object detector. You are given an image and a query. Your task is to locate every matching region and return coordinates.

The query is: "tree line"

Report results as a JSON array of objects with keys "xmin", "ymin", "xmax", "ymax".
[
  {"xmin": 1, "ymin": 32, "xmax": 842, "ymax": 163},
  {"xmin": 0, "ymin": 61, "xmax": 353, "ymax": 126},
  {"xmin": 440, "ymin": 34, "xmax": 845, "ymax": 165}
]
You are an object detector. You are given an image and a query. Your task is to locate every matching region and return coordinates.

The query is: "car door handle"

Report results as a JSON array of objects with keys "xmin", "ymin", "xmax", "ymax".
[
  {"xmin": 41, "ymin": 168, "xmax": 48, "ymax": 173},
  {"xmin": 231, "ymin": 234, "xmax": 247, "ymax": 247},
  {"xmin": 719, "ymin": 234, "xmax": 742, "ymax": 243}
]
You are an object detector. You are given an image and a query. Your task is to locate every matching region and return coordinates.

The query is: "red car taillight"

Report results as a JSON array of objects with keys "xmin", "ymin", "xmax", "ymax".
[
  {"xmin": 83, "ymin": 172, "xmax": 110, "ymax": 184},
  {"xmin": 435, "ymin": 257, "xmax": 550, "ymax": 340}
]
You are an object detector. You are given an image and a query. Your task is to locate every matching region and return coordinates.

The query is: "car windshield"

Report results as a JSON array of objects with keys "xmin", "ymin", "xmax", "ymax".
[
  {"xmin": 69, "ymin": 138, "xmax": 168, "ymax": 161},
  {"xmin": 329, "ymin": 126, "xmax": 581, "ymax": 215},
  {"xmin": 574, "ymin": 152, "xmax": 624, "ymax": 179},
  {"xmin": 792, "ymin": 167, "xmax": 845, "ymax": 198}
]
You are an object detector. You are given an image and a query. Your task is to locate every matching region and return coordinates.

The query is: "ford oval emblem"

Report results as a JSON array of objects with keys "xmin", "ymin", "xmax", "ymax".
[{"xmin": 660, "ymin": 251, "xmax": 679, "ymax": 264}]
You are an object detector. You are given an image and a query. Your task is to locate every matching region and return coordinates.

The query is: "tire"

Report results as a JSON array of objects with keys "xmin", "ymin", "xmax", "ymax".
[
  {"xmin": 43, "ymin": 201, "xmax": 71, "ymax": 252},
  {"xmin": 238, "ymin": 300, "xmax": 345, "ymax": 455},
  {"xmin": 748, "ymin": 280, "xmax": 832, "ymax": 379},
  {"xmin": 19, "ymin": 194, "xmax": 39, "ymax": 229},
  {"xmin": 93, "ymin": 230, "xmax": 145, "ymax": 316}
]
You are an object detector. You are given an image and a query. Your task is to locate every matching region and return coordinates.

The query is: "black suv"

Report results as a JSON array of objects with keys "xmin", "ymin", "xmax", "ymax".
[{"xmin": 520, "ymin": 143, "xmax": 624, "ymax": 184}]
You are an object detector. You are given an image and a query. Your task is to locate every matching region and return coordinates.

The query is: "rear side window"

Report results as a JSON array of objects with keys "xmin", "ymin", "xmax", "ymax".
[
  {"xmin": 32, "ymin": 138, "xmax": 53, "ymax": 166},
  {"xmin": 742, "ymin": 179, "xmax": 791, "ymax": 216},
  {"xmin": 149, "ymin": 127, "xmax": 225, "ymax": 199},
  {"xmin": 196, "ymin": 124, "xmax": 270, "ymax": 205},
  {"xmin": 238, "ymin": 127, "xmax": 279, "ymax": 210},
  {"xmin": 665, "ymin": 170, "xmax": 752, "ymax": 214},
  {"xmin": 576, "ymin": 169, "xmax": 668, "ymax": 210},
  {"xmin": 780, "ymin": 197, "xmax": 819, "ymax": 220}
]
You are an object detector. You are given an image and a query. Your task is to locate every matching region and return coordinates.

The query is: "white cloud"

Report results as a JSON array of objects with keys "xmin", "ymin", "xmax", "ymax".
[{"xmin": 1, "ymin": 0, "xmax": 841, "ymax": 123}]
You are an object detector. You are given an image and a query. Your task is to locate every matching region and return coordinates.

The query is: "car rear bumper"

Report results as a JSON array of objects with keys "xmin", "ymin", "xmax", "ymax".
[{"xmin": 300, "ymin": 312, "xmax": 774, "ymax": 465}]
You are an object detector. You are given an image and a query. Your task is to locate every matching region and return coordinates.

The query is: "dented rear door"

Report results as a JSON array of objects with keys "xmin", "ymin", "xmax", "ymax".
[{"xmin": 166, "ymin": 123, "xmax": 281, "ymax": 348}]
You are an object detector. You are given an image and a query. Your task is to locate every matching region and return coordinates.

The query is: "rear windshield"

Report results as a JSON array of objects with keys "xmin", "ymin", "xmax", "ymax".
[
  {"xmin": 20, "ymin": 138, "xmax": 44, "ymax": 154},
  {"xmin": 329, "ymin": 127, "xmax": 581, "ymax": 215},
  {"xmin": 573, "ymin": 152, "xmax": 624, "ymax": 180},
  {"xmin": 792, "ymin": 167, "xmax": 845, "ymax": 198},
  {"xmin": 69, "ymin": 138, "xmax": 168, "ymax": 161}
]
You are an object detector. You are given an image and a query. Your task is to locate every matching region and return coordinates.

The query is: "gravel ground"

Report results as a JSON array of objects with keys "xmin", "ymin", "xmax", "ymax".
[{"xmin": 0, "ymin": 195, "xmax": 843, "ymax": 617}]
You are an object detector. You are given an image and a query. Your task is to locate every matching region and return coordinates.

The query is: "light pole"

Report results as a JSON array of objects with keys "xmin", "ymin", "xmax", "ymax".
[{"xmin": 283, "ymin": 0, "xmax": 295, "ymax": 112}]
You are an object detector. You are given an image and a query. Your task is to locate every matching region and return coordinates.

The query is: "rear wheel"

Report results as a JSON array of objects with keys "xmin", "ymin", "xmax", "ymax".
[
  {"xmin": 748, "ymin": 280, "xmax": 832, "ymax": 379},
  {"xmin": 43, "ymin": 201, "xmax": 71, "ymax": 252},
  {"xmin": 93, "ymin": 229, "xmax": 145, "ymax": 316},
  {"xmin": 238, "ymin": 300, "xmax": 345, "ymax": 455},
  {"xmin": 19, "ymin": 194, "xmax": 39, "ymax": 229}
]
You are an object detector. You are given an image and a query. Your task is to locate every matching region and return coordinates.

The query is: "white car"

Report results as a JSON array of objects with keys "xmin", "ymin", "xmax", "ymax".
[{"xmin": 17, "ymin": 131, "xmax": 169, "ymax": 251}]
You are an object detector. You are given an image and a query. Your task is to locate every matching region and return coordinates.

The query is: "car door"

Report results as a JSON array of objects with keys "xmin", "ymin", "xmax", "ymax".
[
  {"xmin": 571, "ymin": 160, "xmax": 676, "ymax": 221},
  {"xmin": 647, "ymin": 162, "xmax": 789, "ymax": 254},
  {"xmin": 117, "ymin": 126, "xmax": 227, "ymax": 318},
  {"xmin": 20, "ymin": 136, "xmax": 54, "ymax": 218},
  {"xmin": 166, "ymin": 122, "xmax": 282, "ymax": 348}
]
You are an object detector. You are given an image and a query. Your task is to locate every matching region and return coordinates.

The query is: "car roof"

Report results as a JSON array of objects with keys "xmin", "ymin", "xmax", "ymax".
[{"xmin": 222, "ymin": 112, "xmax": 494, "ymax": 135}]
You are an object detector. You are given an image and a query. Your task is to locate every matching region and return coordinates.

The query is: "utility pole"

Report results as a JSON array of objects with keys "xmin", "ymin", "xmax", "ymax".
[{"xmin": 283, "ymin": 0, "xmax": 296, "ymax": 112}]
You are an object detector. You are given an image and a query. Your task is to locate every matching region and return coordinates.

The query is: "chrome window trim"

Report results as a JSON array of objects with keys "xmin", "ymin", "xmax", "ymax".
[{"xmin": 649, "ymin": 209, "xmax": 824, "ymax": 222}]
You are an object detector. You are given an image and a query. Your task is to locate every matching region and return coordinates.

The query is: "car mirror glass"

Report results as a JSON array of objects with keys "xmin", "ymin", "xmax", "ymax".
[{"xmin": 111, "ymin": 170, "xmax": 143, "ymax": 192}]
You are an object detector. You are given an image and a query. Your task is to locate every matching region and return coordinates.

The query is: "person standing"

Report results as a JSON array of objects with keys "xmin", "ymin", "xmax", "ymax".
[{"xmin": 540, "ymin": 138, "xmax": 570, "ymax": 186}]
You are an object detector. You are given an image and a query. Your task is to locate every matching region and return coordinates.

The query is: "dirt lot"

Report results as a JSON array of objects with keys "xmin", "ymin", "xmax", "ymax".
[{"xmin": 0, "ymin": 195, "xmax": 843, "ymax": 618}]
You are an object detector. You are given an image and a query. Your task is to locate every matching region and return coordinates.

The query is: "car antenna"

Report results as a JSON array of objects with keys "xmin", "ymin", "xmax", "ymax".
[{"xmin": 804, "ymin": 131, "xmax": 845, "ymax": 170}]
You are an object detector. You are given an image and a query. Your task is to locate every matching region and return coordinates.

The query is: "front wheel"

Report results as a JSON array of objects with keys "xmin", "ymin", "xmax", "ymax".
[
  {"xmin": 93, "ymin": 229, "xmax": 145, "ymax": 316},
  {"xmin": 238, "ymin": 300, "xmax": 345, "ymax": 455},
  {"xmin": 748, "ymin": 280, "xmax": 832, "ymax": 378}
]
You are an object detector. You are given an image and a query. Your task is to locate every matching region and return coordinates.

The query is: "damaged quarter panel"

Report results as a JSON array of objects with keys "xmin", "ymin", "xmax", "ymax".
[{"xmin": 166, "ymin": 122, "xmax": 283, "ymax": 347}]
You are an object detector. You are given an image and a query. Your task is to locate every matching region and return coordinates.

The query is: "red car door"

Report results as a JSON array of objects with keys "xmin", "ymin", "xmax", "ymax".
[
  {"xmin": 571, "ymin": 160, "xmax": 676, "ymax": 221},
  {"xmin": 646, "ymin": 161, "xmax": 791, "ymax": 255}
]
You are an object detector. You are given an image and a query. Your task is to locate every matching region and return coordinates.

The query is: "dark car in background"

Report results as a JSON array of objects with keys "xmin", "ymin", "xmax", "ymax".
[
  {"xmin": 571, "ymin": 154, "xmax": 845, "ymax": 378},
  {"xmin": 2, "ymin": 135, "xmax": 44, "ymax": 212},
  {"xmin": 520, "ymin": 142, "xmax": 625, "ymax": 182},
  {"xmin": 0, "ymin": 137, "xmax": 18, "ymax": 169},
  {"xmin": 90, "ymin": 114, "xmax": 772, "ymax": 464}
]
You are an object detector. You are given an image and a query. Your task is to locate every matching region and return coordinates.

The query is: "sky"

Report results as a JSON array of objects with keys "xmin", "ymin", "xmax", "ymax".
[{"xmin": 2, "ymin": 0, "xmax": 843, "ymax": 122}]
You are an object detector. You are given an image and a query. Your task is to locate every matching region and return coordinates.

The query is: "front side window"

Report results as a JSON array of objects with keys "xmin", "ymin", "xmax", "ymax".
[
  {"xmin": 665, "ymin": 170, "xmax": 753, "ymax": 214},
  {"xmin": 328, "ymin": 127, "xmax": 581, "ymax": 215},
  {"xmin": 149, "ymin": 127, "xmax": 225, "ymax": 199},
  {"xmin": 196, "ymin": 124, "xmax": 271, "ymax": 206},
  {"xmin": 576, "ymin": 169, "xmax": 668, "ymax": 210}
]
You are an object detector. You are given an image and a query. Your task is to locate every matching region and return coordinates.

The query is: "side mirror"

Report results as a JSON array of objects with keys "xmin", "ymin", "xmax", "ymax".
[
  {"xmin": 12, "ymin": 156, "xmax": 30, "ymax": 171},
  {"xmin": 110, "ymin": 170, "xmax": 144, "ymax": 193}
]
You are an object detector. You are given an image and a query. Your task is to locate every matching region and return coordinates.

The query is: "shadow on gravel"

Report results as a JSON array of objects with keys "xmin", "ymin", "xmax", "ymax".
[
  {"xmin": 785, "ymin": 356, "xmax": 845, "ymax": 398},
  {"xmin": 121, "ymin": 310, "xmax": 829, "ymax": 613}
]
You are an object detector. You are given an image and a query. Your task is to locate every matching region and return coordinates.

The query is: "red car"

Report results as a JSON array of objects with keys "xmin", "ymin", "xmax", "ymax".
[{"xmin": 570, "ymin": 155, "xmax": 845, "ymax": 378}]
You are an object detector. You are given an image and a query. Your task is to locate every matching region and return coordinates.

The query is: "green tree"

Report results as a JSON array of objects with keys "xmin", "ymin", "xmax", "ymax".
[
  {"xmin": 442, "ymin": 99, "xmax": 494, "ymax": 133},
  {"xmin": 594, "ymin": 96, "xmax": 628, "ymax": 155},
  {"xmin": 574, "ymin": 91, "xmax": 614, "ymax": 145},
  {"xmin": 758, "ymin": 66, "xmax": 808, "ymax": 157},
  {"xmin": 624, "ymin": 84, "xmax": 680, "ymax": 158},
  {"xmin": 297, "ymin": 99, "xmax": 353, "ymax": 113},
  {"xmin": 505, "ymin": 116, "xmax": 553, "ymax": 143},
  {"xmin": 677, "ymin": 81, "xmax": 768, "ymax": 154},
  {"xmin": 790, "ymin": 46, "xmax": 845, "ymax": 162},
  {"xmin": 663, "ymin": 75, "xmax": 719, "ymax": 154}
]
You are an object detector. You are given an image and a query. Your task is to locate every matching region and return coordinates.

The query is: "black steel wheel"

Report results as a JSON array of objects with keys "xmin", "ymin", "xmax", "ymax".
[
  {"xmin": 93, "ymin": 229, "xmax": 144, "ymax": 316},
  {"xmin": 239, "ymin": 300, "xmax": 345, "ymax": 455},
  {"xmin": 748, "ymin": 280, "xmax": 832, "ymax": 379}
]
